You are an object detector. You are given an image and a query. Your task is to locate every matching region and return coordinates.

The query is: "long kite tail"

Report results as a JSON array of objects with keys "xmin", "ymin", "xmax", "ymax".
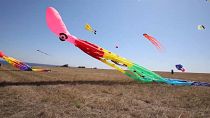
[
  {"xmin": 73, "ymin": 39, "xmax": 164, "ymax": 83},
  {"xmin": 163, "ymin": 78, "xmax": 210, "ymax": 87},
  {"xmin": 95, "ymin": 47, "xmax": 210, "ymax": 87},
  {"xmin": 32, "ymin": 68, "xmax": 51, "ymax": 72},
  {"xmin": 77, "ymin": 42, "xmax": 210, "ymax": 87}
]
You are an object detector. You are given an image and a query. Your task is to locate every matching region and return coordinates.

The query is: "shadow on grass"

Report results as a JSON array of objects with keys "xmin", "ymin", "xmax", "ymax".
[{"xmin": 0, "ymin": 80, "xmax": 140, "ymax": 87}]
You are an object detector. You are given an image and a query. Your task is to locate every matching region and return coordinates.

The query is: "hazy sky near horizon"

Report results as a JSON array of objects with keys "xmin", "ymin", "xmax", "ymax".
[{"xmin": 0, "ymin": 0, "xmax": 210, "ymax": 73}]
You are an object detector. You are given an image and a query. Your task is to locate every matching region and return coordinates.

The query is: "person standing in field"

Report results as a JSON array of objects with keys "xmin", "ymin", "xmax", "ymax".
[{"xmin": 171, "ymin": 69, "xmax": 174, "ymax": 74}]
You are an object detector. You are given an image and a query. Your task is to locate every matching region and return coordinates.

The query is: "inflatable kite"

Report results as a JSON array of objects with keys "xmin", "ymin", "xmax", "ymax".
[
  {"xmin": 85, "ymin": 24, "xmax": 96, "ymax": 35},
  {"xmin": 0, "ymin": 51, "xmax": 50, "ymax": 72},
  {"xmin": 175, "ymin": 64, "xmax": 185, "ymax": 72},
  {"xmin": 143, "ymin": 34, "xmax": 163, "ymax": 51},
  {"xmin": 46, "ymin": 7, "xmax": 210, "ymax": 87}
]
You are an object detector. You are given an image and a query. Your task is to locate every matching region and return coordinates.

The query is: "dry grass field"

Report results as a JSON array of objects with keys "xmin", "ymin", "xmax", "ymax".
[{"xmin": 0, "ymin": 64, "xmax": 210, "ymax": 118}]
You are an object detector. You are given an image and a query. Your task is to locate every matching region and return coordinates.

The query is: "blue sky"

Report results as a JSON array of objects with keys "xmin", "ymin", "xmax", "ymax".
[{"xmin": 0, "ymin": 0, "xmax": 210, "ymax": 73}]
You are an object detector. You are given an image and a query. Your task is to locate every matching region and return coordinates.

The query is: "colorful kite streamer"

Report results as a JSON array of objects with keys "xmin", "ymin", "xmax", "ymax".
[{"xmin": 0, "ymin": 51, "xmax": 50, "ymax": 72}]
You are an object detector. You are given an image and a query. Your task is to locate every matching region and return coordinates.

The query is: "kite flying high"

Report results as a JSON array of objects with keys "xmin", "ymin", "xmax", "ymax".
[
  {"xmin": 176, "ymin": 64, "xmax": 185, "ymax": 72},
  {"xmin": 85, "ymin": 24, "xmax": 97, "ymax": 35},
  {"xmin": 143, "ymin": 33, "xmax": 163, "ymax": 51},
  {"xmin": 36, "ymin": 50, "xmax": 50, "ymax": 56},
  {"xmin": 197, "ymin": 25, "xmax": 205, "ymax": 30}
]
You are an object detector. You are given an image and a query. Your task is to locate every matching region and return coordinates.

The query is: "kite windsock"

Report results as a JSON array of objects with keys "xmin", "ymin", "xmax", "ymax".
[
  {"xmin": 0, "ymin": 51, "xmax": 50, "ymax": 72},
  {"xmin": 143, "ymin": 34, "xmax": 163, "ymax": 51},
  {"xmin": 46, "ymin": 7, "xmax": 210, "ymax": 87}
]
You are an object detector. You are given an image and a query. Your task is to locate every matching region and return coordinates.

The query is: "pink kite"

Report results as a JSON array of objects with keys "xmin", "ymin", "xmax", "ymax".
[{"xmin": 143, "ymin": 34, "xmax": 164, "ymax": 51}]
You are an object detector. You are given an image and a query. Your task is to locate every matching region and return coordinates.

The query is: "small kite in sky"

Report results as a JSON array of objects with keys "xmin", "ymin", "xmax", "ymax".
[
  {"xmin": 36, "ymin": 50, "xmax": 50, "ymax": 56},
  {"xmin": 175, "ymin": 64, "xmax": 185, "ymax": 72},
  {"xmin": 143, "ymin": 33, "xmax": 163, "ymax": 51},
  {"xmin": 85, "ymin": 24, "xmax": 97, "ymax": 35},
  {"xmin": 197, "ymin": 25, "xmax": 205, "ymax": 30}
]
